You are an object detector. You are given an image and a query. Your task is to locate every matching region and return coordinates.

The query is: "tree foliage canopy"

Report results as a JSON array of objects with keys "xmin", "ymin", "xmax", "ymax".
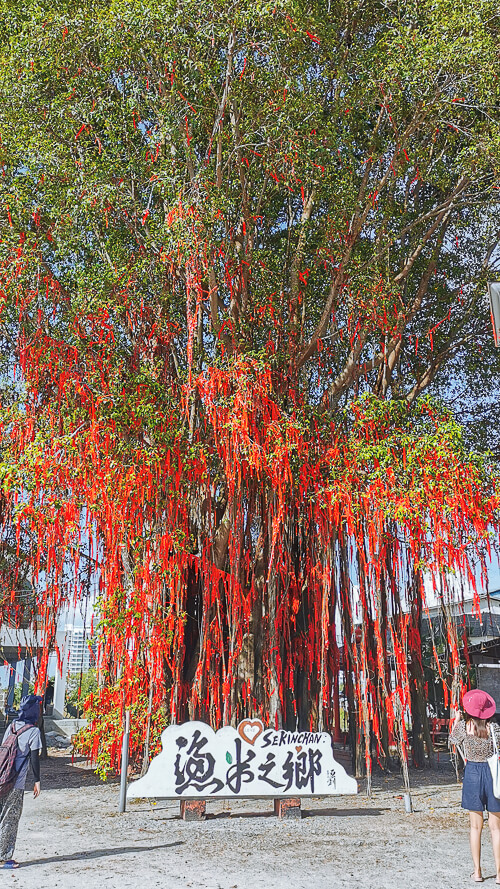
[{"xmin": 1, "ymin": 0, "xmax": 499, "ymax": 407}]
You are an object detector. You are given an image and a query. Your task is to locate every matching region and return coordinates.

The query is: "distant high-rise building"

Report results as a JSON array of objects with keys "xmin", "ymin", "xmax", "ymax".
[
  {"xmin": 52, "ymin": 622, "xmax": 96, "ymax": 717},
  {"xmin": 65, "ymin": 626, "xmax": 94, "ymax": 675}
]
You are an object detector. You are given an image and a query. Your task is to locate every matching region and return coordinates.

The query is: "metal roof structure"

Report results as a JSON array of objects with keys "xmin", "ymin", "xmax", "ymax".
[{"xmin": 422, "ymin": 589, "xmax": 500, "ymax": 647}]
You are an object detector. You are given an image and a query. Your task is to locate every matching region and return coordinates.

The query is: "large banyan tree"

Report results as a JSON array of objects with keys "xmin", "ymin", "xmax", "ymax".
[{"xmin": 0, "ymin": 0, "xmax": 500, "ymax": 777}]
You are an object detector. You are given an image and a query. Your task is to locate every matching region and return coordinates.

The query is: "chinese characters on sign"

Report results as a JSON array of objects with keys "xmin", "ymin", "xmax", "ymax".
[{"xmin": 128, "ymin": 719, "xmax": 357, "ymax": 800}]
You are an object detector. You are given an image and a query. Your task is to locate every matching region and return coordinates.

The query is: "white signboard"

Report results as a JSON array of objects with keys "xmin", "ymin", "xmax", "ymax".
[{"xmin": 127, "ymin": 719, "xmax": 357, "ymax": 800}]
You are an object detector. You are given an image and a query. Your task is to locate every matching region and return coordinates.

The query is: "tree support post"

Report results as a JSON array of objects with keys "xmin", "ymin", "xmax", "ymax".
[{"xmin": 118, "ymin": 710, "xmax": 130, "ymax": 814}]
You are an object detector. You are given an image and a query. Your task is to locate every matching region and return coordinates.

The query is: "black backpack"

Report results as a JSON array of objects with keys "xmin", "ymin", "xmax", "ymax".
[{"xmin": 0, "ymin": 722, "xmax": 33, "ymax": 798}]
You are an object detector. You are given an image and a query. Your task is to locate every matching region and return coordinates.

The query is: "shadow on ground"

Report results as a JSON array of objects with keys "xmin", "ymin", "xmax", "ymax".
[
  {"xmin": 303, "ymin": 807, "xmax": 386, "ymax": 818},
  {"xmin": 189, "ymin": 806, "xmax": 386, "ymax": 819},
  {"xmin": 20, "ymin": 841, "xmax": 184, "ymax": 868}
]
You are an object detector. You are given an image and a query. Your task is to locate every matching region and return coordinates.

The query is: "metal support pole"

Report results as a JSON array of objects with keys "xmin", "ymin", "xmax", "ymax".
[
  {"xmin": 21, "ymin": 656, "xmax": 32, "ymax": 699},
  {"xmin": 118, "ymin": 710, "xmax": 130, "ymax": 814},
  {"xmin": 6, "ymin": 664, "xmax": 17, "ymax": 709}
]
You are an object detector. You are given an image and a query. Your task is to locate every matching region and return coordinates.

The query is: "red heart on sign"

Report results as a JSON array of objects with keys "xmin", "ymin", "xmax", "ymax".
[{"xmin": 238, "ymin": 719, "xmax": 264, "ymax": 746}]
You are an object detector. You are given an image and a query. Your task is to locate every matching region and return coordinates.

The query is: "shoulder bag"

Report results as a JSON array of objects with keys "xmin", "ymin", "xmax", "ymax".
[{"xmin": 488, "ymin": 724, "xmax": 500, "ymax": 799}]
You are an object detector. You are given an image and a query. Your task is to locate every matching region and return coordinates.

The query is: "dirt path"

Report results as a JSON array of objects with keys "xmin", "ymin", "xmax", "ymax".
[{"xmin": 4, "ymin": 755, "xmax": 492, "ymax": 889}]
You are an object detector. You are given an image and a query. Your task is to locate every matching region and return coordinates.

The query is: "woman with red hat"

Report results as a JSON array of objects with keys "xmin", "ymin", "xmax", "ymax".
[{"xmin": 450, "ymin": 689, "xmax": 500, "ymax": 883}]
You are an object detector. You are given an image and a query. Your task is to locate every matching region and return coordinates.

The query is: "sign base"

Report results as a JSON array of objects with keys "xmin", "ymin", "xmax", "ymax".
[
  {"xmin": 179, "ymin": 797, "xmax": 302, "ymax": 820},
  {"xmin": 180, "ymin": 799, "xmax": 206, "ymax": 821},
  {"xmin": 274, "ymin": 797, "xmax": 301, "ymax": 819}
]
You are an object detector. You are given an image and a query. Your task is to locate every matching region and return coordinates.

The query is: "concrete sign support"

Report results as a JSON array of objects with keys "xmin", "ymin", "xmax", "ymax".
[{"xmin": 128, "ymin": 719, "xmax": 357, "ymax": 817}]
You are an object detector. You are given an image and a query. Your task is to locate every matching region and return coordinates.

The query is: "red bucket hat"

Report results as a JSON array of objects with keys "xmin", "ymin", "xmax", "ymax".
[{"xmin": 462, "ymin": 689, "xmax": 496, "ymax": 720}]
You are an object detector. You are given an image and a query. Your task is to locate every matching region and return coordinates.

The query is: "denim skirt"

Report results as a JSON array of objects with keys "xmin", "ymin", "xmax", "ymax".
[{"xmin": 462, "ymin": 761, "xmax": 500, "ymax": 813}]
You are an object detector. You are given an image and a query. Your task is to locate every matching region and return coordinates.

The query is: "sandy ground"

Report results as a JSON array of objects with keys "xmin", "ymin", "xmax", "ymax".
[{"xmin": 2, "ymin": 753, "xmax": 495, "ymax": 889}]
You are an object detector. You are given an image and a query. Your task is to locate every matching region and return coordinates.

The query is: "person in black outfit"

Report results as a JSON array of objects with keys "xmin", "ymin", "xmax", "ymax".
[{"xmin": 0, "ymin": 695, "xmax": 42, "ymax": 869}]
